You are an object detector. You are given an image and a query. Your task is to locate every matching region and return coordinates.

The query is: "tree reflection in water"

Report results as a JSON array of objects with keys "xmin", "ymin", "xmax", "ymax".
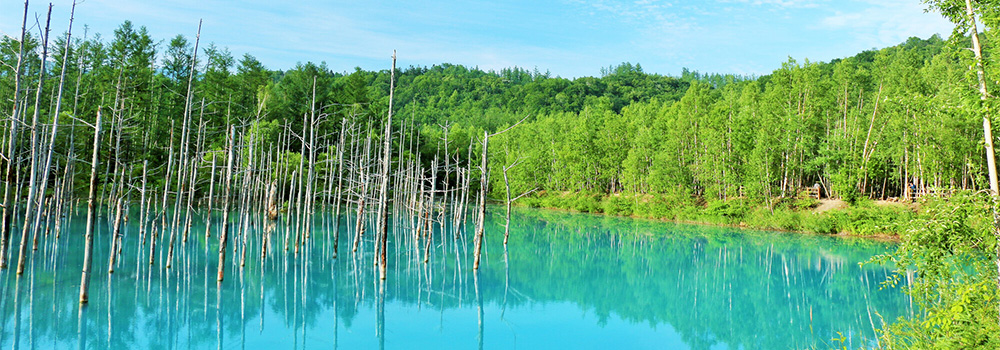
[{"xmin": 0, "ymin": 207, "xmax": 906, "ymax": 349}]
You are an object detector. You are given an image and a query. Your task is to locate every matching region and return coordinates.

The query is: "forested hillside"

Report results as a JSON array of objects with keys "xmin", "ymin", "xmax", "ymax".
[
  {"xmin": 1, "ymin": 20, "xmax": 975, "ymax": 212},
  {"xmin": 488, "ymin": 35, "xmax": 982, "ymax": 206},
  {"xmin": 0, "ymin": 22, "xmax": 697, "ymax": 188}
]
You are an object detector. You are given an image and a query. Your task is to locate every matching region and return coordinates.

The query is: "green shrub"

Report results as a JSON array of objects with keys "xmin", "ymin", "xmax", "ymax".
[
  {"xmin": 772, "ymin": 208, "xmax": 801, "ymax": 231},
  {"xmin": 521, "ymin": 195, "xmax": 543, "ymax": 208},
  {"xmin": 802, "ymin": 213, "xmax": 838, "ymax": 234},
  {"xmin": 570, "ymin": 193, "xmax": 602, "ymax": 213},
  {"xmin": 792, "ymin": 191, "xmax": 819, "ymax": 210},
  {"xmin": 875, "ymin": 191, "xmax": 999, "ymax": 348},
  {"xmin": 705, "ymin": 200, "xmax": 739, "ymax": 217},
  {"xmin": 642, "ymin": 196, "xmax": 679, "ymax": 220},
  {"xmin": 602, "ymin": 195, "xmax": 634, "ymax": 216},
  {"xmin": 831, "ymin": 202, "xmax": 912, "ymax": 236}
]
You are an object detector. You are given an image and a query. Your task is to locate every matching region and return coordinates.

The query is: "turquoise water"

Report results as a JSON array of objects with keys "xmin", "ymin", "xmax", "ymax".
[{"xmin": 0, "ymin": 206, "xmax": 906, "ymax": 349}]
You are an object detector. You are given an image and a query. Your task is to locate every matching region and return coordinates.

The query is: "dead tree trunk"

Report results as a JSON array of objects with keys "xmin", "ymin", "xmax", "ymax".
[
  {"xmin": 502, "ymin": 158, "xmax": 535, "ymax": 246},
  {"xmin": 79, "ymin": 107, "xmax": 103, "ymax": 304},
  {"xmin": 424, "ymin": 158, "xmax": 437, "ymax": 263},
  {"xmin": 152, "ymin": 125, "xmax": 175, "ymax": 266},
  {"xmin": 137, "ymin": 160, "xmax": 148, "ymax": 257},
  {"xmin": 182, "ymin": 153, "xmax": 199, "ymax": 244},
  {"xmin": 376, "ymin": 51, "xmax": 396, "ymax": 280},
  {"xmin": 31, "ymin": 0, "xmax": 77, "ymax": 249},
  {"xmin": 473, "ymin": 132, "xmax": 488, "ymax": 270},
  {"xmin": 218, "ymin": 125, "xmax": 236, "ymax": 282},
  {"xmin": 352, "ymin": 136, "xmax": 372, "ymax": 252},
  {"xmin": 239, "ymin": 133, "xmax": 255, "ymax": 267},
  {"xmin": 305, "ymin": 77, "xmax": 318, "ymax": 241},
  {"xmin": 16, "ymin": 5, "xmax": 53, "ymax": 275},
  {"xmin": 0, "ymin": 0, "xmax": 30, "ymax": 270},
  {"xmin": 206, "ymin": 155, "xmax": 216, "ymax": 236},
  {"xmin": 472, "ymin": 117, "xmax": 526, "ymax": 267},
  {"xmin": 295, "ymin": 112, "xmax": 307, "ymax": 253},
  {"xmin": 266, "ymin": 180, "xmax": 277, "ymax": 220},
  {"xmin": 332, "ymin": 118, "xmax": 347, "ymax": 257},
  {"xmin": 107, "ymin": 197, "xmax": 124, "ymax": 274}
]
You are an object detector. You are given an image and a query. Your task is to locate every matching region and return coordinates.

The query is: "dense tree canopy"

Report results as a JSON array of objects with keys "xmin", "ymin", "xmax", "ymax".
[
  {"xmin": 0, "ymin": 22, "xmax": 982, "ymax": 207},
  {"xmin": 487, "ymin": 34, "xmax": 981, "ymax": 206}
]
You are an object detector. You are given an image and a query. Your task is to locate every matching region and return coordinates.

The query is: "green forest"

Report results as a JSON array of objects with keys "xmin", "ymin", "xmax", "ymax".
[
  {"xmin": 0, "ymin": 25, "xmax": 982, "ymax": 212},
  {"xmin": 2, "ymin": 0, "xmax": 1000, "ymax": 348}
]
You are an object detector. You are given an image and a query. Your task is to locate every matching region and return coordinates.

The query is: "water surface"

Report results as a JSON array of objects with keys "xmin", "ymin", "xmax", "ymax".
[{"xmin": 0, "ymin": 207, "xmax": 907, "ymax": 349}]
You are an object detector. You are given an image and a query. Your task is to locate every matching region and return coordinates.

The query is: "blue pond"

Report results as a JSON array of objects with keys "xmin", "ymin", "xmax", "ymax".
[{"xmin": 0, "ymin": 206, "xmax": 907, "ymax": 349}]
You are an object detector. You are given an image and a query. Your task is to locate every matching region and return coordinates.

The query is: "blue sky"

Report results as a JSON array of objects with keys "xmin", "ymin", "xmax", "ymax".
[{"xmin": 0, "ymin": 0, "xmax": 954, "ymax": 78}]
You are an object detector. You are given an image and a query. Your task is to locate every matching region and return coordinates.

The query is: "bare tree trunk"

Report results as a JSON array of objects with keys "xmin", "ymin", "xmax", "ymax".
[
  {"xmin": 425, "ymin": 158, "xmax": 437, "ymax": 263},
  {"xmin": 352, "ymin": 136, "xmax": 372, "ymax": 252},
  {"xmin": 152, "ymin": 125, "xmax": 175, "ymax": 266},
  {"xmin": 332, "ymin": 118, "xmax": 347, "ymax": 257},
  {"xmin": 0, "ymin": 0, "xmax": 30, "ymax": 270},
  {"xmin": 414, "ymin": 172, "xmax": 426, "ymax": 252},
  {"xmin": 218, "ymin": 125, "xmax": 236, "ymax": 282},
  {"xmin": 239, "ymin": 133, "xmax": 255, "ymax": 267},
  {"xmin": 261, "ymin": 155, "xmax": 275, "ymax": 260},
  {"xmin": 182, "ymin": 153, "xmax": 199, "ymax": 244},
  {"xmin": 16, "ymin": 5, "xmax": 53, "ymax": 275},
  {"xmin": 54, "ymin": 159, "xmax": 73, "ymax": 239},
  {"xmin": 503, "ymin": 163, "xmax": 515, "ymax": 245},
  {"xmin": 265, "ymin": 180, "xmax": 277, "ymax": 220},
  {"xmin": 206, "ymin": 155, "xmax": 216, "ymax": 236},
  {"xmin": 470, "ymin": 118, "xmax": 526, "ymax": 266},
  {"xmin": 294, "ymin": 112, "xmax": 307, "ymax": 253},
  {"xmin": 107, "ymin": 197, "xmax": 124, "ymax": 274},
  {"xmin": 457, "ymin": 139, "xmax": 475, "ymax": 240},
  {"xmin": 376, "ymin": 51, "xmax": 396, "ymax": 280},
  {"xmin": 473, "ymin": 132, "xmax": 488, "ymax": 270},
  {"xmin": 31, "ymin": 0, "xmax": 76, "ymax": 249},
  {"xmin": 441, "ymin": 124, "xmax": 452, "ymax": 223},
  {"xmin": 305, "ymin": 77, "xmax": 318, "ymax": 242},
  {"xmin": 168, "ymin": 20, "xmax": 202, "ymax": 267},
  {"xmin": 79, "ymin": 107, "xmax": 103, "ymax": 304},
  {"xmin": 137, "ymin": 160, "xmax": 148, "ymax": 254}
]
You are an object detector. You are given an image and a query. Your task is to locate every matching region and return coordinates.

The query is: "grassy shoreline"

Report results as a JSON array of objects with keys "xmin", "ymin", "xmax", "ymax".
[{"xmin": 515, "ymin": 191, "xmax": 916, "ymax": 238}]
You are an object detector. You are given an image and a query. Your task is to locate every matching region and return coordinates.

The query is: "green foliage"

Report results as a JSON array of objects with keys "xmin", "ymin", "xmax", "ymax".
[
  {"xmin": 0, "ymin": 20, "xmax": 974, "ymax": 215},
  {"xmin": 477, "ymin": 34, "xmax": 980, "ymax": 217},
  {"xmin": 602, "ymin": 194, "xmax": 634, "ymax": 216},
  {"xmin": 830, "ymin": 171, "xmax": 861, "ymax": 205},
  {"xmin": 705, "ymin": 199, "xmax": 742, "ymax": 218},
  {"xmin": 516, "ymin": 191, "xmax": 919, "ymax": 237},
  {"xmin": 828, "ymin": 202, "xmax": 913, "ymax": 236},
  {"xmin": 743, "ymin": 207, "xmax": 802, "ymax": 231},
  {"xmin": 874, "ymin": 191, "xmax": 1000, "ymax": 349},
  {"xmin": 793, "ymin": 192, "xmax": 820, "ymax": 210},
  {"xmin": 803, "ymin": 213, "xmax": 839, "ymax": 234}
]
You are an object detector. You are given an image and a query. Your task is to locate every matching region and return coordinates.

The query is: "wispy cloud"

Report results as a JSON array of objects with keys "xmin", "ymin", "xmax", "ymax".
[
  {"xmin": 0, "ymin": 0, "xmax": 959, "ymax": 78},
  {"xmin": 565, "ymin": 0, "xmax": 697, "ymax": 53},
  {"xmin": 722, "ymin": 0, "xmax": 822, "ymax": 9},
  {"xmin": 819, "ymin": 0, "xmax": 953, "ymax": 47}
]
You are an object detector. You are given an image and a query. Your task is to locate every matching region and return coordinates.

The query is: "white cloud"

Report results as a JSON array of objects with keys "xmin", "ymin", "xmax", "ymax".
[
  {"xmin": 566, "ymin": 0, "xmax": 697, "ymax": 48},
  {"xmin": 569, "ymin": 0, "xmax": 676, "ymax": 21},
  {"xmin": 819, "ymin": 0, "xmax": 954, "ymax": 47},
  {"xmin": 0, "ymin": 0, "xmax": 962, "ymax": 79},
  {"xmin": 718, "ymin": 0, "xmax": 822, "ymax": 9}
]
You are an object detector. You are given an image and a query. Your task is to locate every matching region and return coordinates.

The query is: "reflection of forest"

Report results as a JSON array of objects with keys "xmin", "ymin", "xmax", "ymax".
[
  {"xmin": 0, "ymin": 207, "xmax": 906, "ymax": 349},
  {"xmin": 497, "ymin": 209, "xmax": 907, "ymax": 350}
]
